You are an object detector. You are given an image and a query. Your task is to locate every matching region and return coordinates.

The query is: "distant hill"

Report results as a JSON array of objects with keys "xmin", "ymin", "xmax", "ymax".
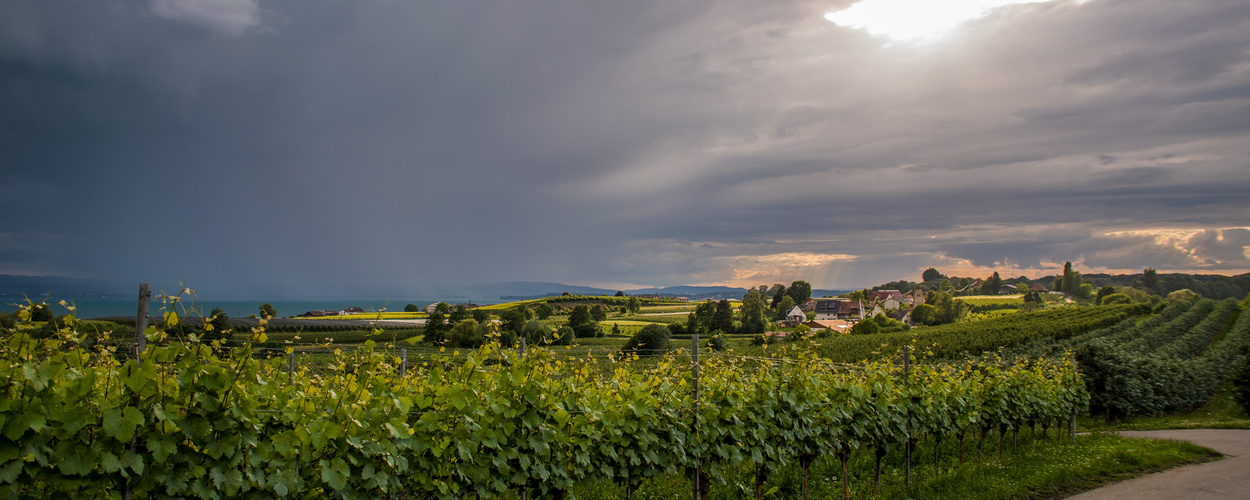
[
  {"xmin": 498, "ymin": 284, "xmax": 750, "ymax": 301},
  {"xmin": 0, "ymin": 274, "xmax": 127, "ymax": 300}
]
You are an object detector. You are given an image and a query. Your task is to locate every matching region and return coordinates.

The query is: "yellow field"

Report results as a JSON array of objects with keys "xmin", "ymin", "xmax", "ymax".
[{"xmin": 291, "ymin": 311, "xmax": 427, "ymax": 320}]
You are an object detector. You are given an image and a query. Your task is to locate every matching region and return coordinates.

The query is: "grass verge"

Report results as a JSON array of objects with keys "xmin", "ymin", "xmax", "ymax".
[
  {"xmin": 565, "ymin": 433, "xmax": 1217, "ymax": 499},
  {"xmin": 1079, "ymin": 383, "xmax": 1250, "ymax": 431}
]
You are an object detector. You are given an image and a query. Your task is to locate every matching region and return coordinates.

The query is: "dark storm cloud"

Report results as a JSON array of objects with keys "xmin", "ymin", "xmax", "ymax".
[{"xmin": 1, "ymin": 0, "xmax": 1248, "ymax": 293}]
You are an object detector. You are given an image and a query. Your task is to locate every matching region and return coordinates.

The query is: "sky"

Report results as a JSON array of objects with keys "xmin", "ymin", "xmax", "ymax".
[{"xmin": 1, "ymin": 0, "xmax": 1249, "ymax": 296}]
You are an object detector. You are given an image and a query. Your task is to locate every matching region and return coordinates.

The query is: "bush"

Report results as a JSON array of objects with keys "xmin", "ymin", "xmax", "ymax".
[
  {"xmin": 620, "ymin": 324, "xmax": 671, "ymax": 357},
  {"xmin": 850, "ymin": 320, "xmax": 879, "ymax": 336},
  {"xmin": 1101, "ymin": 293, "xmax": 1134, "ymax": 305},
  {"xmin": 30, "ymin": 304, "xmax": 54, "ymax": 322},
  {"xmin": 521, "ymin": 319, "xmax": 550, "ymax": 346},
  {"xmin": 203, "ymin": 308, "xmax": 233, "ymax": 342},
  {"xmin": 445, "ymin": 319, "xmax": 484, "ymax": 348},
  {"xmin": 0, "ymin": 312, "xmax": 15, "ymax": 330},
  {"xmin": 706, "ymin": 332, "xmax": 727, "ymax": 352},
  {"xmin": 552, "ymin": 326, "xmax": 575, "ymax": 346},
  {"xmin": 1234, "ymin": 345, "xmax": 1250, "ymax": 416},
  {"xmin": 404, "ymin": 304, "xmax": 420, "ymax": 312}
]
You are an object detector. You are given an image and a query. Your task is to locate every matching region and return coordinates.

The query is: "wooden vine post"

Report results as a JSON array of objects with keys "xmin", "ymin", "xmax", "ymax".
[
  {"xmin": 903, "ymin": 345, "xmax": 911, "ymax": 486},
  {"xmin": 135, "ymin": 283, "xmax": 151, "ymax": 365},
  {"xmin": 691, "ymin": 332, "xmax": 700, "ymax": 500}
]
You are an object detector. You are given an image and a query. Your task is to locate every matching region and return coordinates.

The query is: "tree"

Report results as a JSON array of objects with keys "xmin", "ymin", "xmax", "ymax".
[
  {"xmin": 521, "ymin": 319, "xmax": 551, "ymax": 345},
  {"xmin": 711, "ymin": 299, "xmax": 734, "ymax": 333},
  {"xmin": 552, "ymin": 326, "xmax": 574, "ymax": 345},
  {"xmin": 568, "ymin": 304, "xmax": 600, "ymax": 338},
  {"xmin": 472, "ymin": 309, "xmax": 491, "ymax": 323},
  {"xmin": 499, "ymin": 306, "xmax": 529, "ymax": 337},
  {"xmin": 448, "ymin": 305, "xmax": 470, "ymax": 324},
  {"xmin": 614, "ymin": 290, "xmax": 625, "ymax": 297},
  {"xmin": 922, "ymin": 268, "xmax": 943, "ymax": 283},
  {"xmin": 424, "ymin": 312, "xmax": 448, "ymax": 344},
  {"xmin": 259, "ymin": 303, "xmax": 277, "ymax": 319},
  {"xmin": 204, "ymin": 308, "xmax": 232, "ymax": 341},
  {"xmin": 739, "ymin": 290, "xmax": 768, "ymax": 334},
  {"xmin": 535, "ymin": 303, "xmax": 554, "ymax": 320},
  {"xmin": 627, "ymin": 296, "xmax": 642, "ymax": 314},
  {"xmin": 1055, "ymin": 261, "xmax": 1082, "ymax": 296},
  {"xmin": 404, "ymin": 304, "xmax": 420, "ymax": 313},
  {"xmin": 774, "ymin": 296, "xmax": 796, "ymax": 320},
  {"xmin": 1075, "ymin": 283, "xmax": 1094, "ymax": 300},
  {"xmin": 939, "ymin": 279, "xmax": 953, "ymax": 292},
  {"xmin": 911, "ymin": 303, "xmax": 939, "ymax": 326},
  {"xmin": 850, "ymin": 319, "xmax": 879, "ymax": 335},
  {"xmin": 1096, "ymin": 286, "xmax": 1116, "ymax": 305},
  {"xmin": 770, "ymin": 284, "xmax": 787, "ymax": 308},
  {"xmin": 620, "ymin": 324, "xmax": 671, "ymax": 357},
  {"xmin": 786, "ymin": 280, "xmax": 812, "ymax": 304},
  {"xmin": 568, "ymin": 305, "xmax": 591, "ymax": 329},
  {"xmin": 687, "ymin": 301, "xmax": 716, "ymax": 335},
  {"xmin": 29, "ymin": 303, "xmax": 53, "ymax": 322},
  {"xmin": 1139, "ymin": 267, "xmax": 1161, "ymax": 295},
  {"xmin": 590, "ymin": 304, "xmax": 607, "ymax": 322},
  {"xmin": 980, "ymin": 272, "xmax": 1003, "ymax": 295},
  {"xmin": 446, "ymin": 319, "xmax": 484, "ymax": 348}
]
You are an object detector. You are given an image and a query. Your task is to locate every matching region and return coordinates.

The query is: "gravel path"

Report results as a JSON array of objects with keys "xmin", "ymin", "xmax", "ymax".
[{"xmin": 1066, "ymin": 429, "xmax": 1250, "ymax": 499}]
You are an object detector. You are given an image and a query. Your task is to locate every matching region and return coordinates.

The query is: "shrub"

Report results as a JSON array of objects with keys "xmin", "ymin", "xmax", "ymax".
[
  {"xmin": 30, "ymin": 304, "xmax": 54, "ymax": 322},
  {"xmin": 850, "ymin": 320, "xmax": 879, "ymax": 335},
  {"xmin": 552, "ymin": 326, "xmax": 575, "ymax": 346},
  {"xmin": 521, "ymin": 320, "xmax": 550, "ymax": 346},
  {"xmin": 1234, "ymin": 345, "xmax": 1250, "ymax": 416},
  {"xmin": 445, "ymin": 319, "xmax": 484, "ymax": 348},
  {"xmin": 706, "ymin": 333, "xmax": 727, "ymax": 352},
  {"xmin": 1101, "ymin": 293, "xmax": 1134, "ymax": 305},
  {"xmin": 620, "ymin": 324, "xmax": 671, "ymax": 357},
  {"xmin": 404, "ymin": 304, "xmax": 420, "ymax": 312}
]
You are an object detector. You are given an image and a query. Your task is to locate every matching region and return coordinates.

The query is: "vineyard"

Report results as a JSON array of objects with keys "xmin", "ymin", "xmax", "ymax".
[
  {"xmin": 0, "ymin": 316, "xmax": 1088, "ymax": 499},
  {"xmin": 1003, "ymin": 297, "xmax": 1250, "ymax": 420},
  {"xmin": 814, "ymin": 303, "xmax": 1150, "ymax": 363}
]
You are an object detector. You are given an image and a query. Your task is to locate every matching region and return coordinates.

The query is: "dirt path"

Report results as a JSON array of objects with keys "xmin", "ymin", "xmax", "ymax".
[{"xmin": 1066, "ymin": 429, "xmax": 1250, "ymax": 499}]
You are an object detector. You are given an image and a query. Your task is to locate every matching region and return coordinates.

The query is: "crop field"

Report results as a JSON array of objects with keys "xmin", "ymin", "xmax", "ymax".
[
  {"xmin": 6, "ymin": 293, "xmax": 1247, "ymax": 499},
  {"xmin": 0, "ymin": 324, "xmax": 1090, "ymax": 498},
  {"xmin": 292, "ymin": 311, "xmax": 428, "ymax": 320}
]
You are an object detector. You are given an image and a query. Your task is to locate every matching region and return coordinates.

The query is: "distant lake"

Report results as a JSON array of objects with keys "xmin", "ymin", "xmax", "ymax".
[{"xmin": 4, "ymin": 296, "xmax": 504, "ymax": 319}]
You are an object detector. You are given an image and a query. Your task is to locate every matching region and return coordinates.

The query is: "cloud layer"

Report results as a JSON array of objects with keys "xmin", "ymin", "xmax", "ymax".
[{"xmin": 1, "ymin": 0, "xmax": 1248, "ymax": 295}]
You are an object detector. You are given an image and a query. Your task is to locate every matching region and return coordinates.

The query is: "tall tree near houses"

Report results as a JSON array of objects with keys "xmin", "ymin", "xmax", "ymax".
[
  {"xmin": 770, "ymin": 284, "xmax": 787, "ymax": 308},
  {"xmin": 786, "ymin": 280, "xmax": 813, "ymax": 304},
  {"xmin": 981, "ymin": 272, "xmax": 1003, "ymax": 295},
  {"xmin": 1060, "ymin": 261, "xmax": 1082, "ymax": 295},
  {"xmin": 739, "ymin": 290, "xmax": 768, "ymax": 334},
  {"xmin": 922, "ymin": 267, "xmax": 943, "ymax": 283}
]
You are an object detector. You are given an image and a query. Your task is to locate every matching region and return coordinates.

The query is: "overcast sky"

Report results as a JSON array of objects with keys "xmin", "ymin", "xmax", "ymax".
[{"xmin": 2, "ymin": 0, "xmax": 1248, "ymax": 296}]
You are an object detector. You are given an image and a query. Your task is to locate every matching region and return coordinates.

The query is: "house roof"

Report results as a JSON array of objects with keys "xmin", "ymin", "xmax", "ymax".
[
  {"xmin": 869, "ymin": 290, "xmax": 907, "ymax": 303},
  {"xmin": 1029, "ymin": 284, "xmax": 1049, "ymax": 291},
  {"xmin": 814, "ymin": 299, "xmax": 861, "ymax": 314},
  {"xmin": 786, "ymin": 305, "xmax": 805, "ymax": 318},
  {"xmin": 807, "ymin": 320, "xmax": 852, "ymax": 332}
]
